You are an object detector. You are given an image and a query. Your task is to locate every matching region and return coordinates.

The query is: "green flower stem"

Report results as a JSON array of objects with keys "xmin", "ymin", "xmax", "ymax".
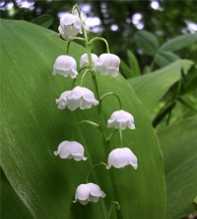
[
  {"xmin": 72, "ymin": 78, "xmax": 77, "ymax": 88},
  {"xmin": 100, "ymin": 92, "xmax": 122, "ymax": 109},
  {"xmin": 72, "ymin": 4, "xmax": 80, "ymax": 15},
  {"xmin": 86, "ymin": 162, "xmax": 107, "ymax": 182},
  {"xmin": 119, "ymin": 129, "xmax": 123, "ymax": 145},
  {"xmin": 66, "ymin": 38, "xmax": 85, "ymax": 54},
  {"xmin": 66, "ymin": 40, "xmax": 71, "ymax": 54},
  {"xmin": 71, "ymin": 37, "xmax": 85, "ymax": 41},
  {"xmin": 108, "ymin": 201, "xmax": 121, "ymax": 219},
  {"xmin": 79, "ymin": 65, "xmax": 89, "ymax": 73},
  {"xmin": 106, "ymin": 130, "xmax": 117, "ymax": 144},
  {"xmin": 78, "ymin": 120, "xmax": 100, "ymax": 128},
  {"xmin": 80, "ymin": 69, "xmax": 90, "ymax": 85},
  {"xmin": 89, "ymin": 37, "xmax": 110, "ymax": 53}
]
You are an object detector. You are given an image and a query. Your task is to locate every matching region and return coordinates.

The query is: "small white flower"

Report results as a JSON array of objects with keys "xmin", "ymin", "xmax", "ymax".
[
  {"xmin": 58, "ymin": 13, "xmax": 82, "ymax": 39},
  {"xmin": 56, "ymin": 86, "xmax": 99, "ymax": 111},
  {"xmin": 55, "ymin": 90, "xmax": 71, "ymax": 110},
  {"xmin": 54, "ymin": 140, "xmax": 87, "ymax": 161},
  {"xmin": 80, "ymin": 53, "xmax": 98, "ymax": 68},
  {"xmin": 72, "ymin": 9, "xmax": 89, "ymax": 31},
  {"xmin": 53, "ymin": 55, "xmax": 78, "ymax": 79},
  {"xmin": 107, "ymin": 110, "xmax": 135, "ymax": 130},
  {"xmin": 74, "ymin": 183, "xmax": 106, "ymax": 205},
  {"xmin": 96, "ymin": 53, "xmax": 120, "ymax": 77},
  {"xmin": 107, "ymin": 147, "xmax": 138, "ymax": 169}
]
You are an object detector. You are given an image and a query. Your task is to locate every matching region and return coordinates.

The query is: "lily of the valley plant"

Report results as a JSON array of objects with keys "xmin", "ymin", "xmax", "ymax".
[{"xmin": 52, "ymin": 4, "xmax": 138, "ymax": 218}]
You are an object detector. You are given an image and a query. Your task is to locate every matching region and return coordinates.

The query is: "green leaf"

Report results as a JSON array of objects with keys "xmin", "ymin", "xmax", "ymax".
[
  {"xmin": 134, "ymin": 30, "xmax": 159, "ymax": 56},
  {"xmin": 158, "ymin": 116, "xmax": 197, "ymax": 219},
  {"xmin": 194, "ymin": 196, "xmax": 197, "ymax": 205},
  {"xmin": 0, "ymin": 19, "xmax": 166, "ymax": 219},
  {"xmin": 1, "ymin": 169, "xmax": 32, "ymax": 219},
  {"xmin": 32, "ymin": 14, "xmax": 53, "ymax": 28},
  {"xmin": 129, "ymin": 60, "xmax": 193, "ymax": 119},
  {"xmin": 160, "ymin": 33, "xmax": 197, "ymax": 52},
  {"xmin": 120, "ymin": 51, "xmax": 141, "ymax": 78},
  {"xmin": 155, "ymin": 51, "xmax": 180, "ymax": 67},
  {"xmin": 120, "ymin": 60, "xmax": 132, "ymax": 78},
  {"xmin": 127, "ymin": 50, "xmax": 141, "ymax": 77}
]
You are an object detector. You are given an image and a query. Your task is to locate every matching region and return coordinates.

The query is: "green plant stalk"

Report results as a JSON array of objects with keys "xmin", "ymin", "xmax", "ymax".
[
  {"xmin": 119, "ymin": 129, "xmax": 123, "ymax": 145},
  {"xmin": 85, "ymin": 162, "xmax": 107, "ymax": 182},
  {"xmin": 89, "ymin": 37, "xmax": 110, "ymax": 53},
  {"xmin": 76, "ymin": 6, "xmax": 120, "ymax": 218},
  {"xmin": 100, "ymin": 92, "xmax": 122, "ymax": 109}
]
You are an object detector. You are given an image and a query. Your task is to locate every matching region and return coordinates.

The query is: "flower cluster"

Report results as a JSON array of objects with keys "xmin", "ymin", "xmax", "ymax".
[
  {"xmin": 53, "ymin": 53, "xmax": 120, "ymax": 79},
  {"xmin": 52, "ymin": 5, "xmax": 138, "ymax": 208}
]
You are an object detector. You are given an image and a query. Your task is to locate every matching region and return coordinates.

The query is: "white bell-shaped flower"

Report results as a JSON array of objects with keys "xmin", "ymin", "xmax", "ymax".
[
  {"xmin": 96, "ymin": 53, "xmax": 120, "ymax": 77},
  {"xmin": 56, "ymin": 86, "xmax": 99, "ymax": 111},
  {"xmin": 107, "ymin": 110, "xmax": 135, "ymax": 130},
  {"xmin": 53, "ymin": 55, "xmax": 78, "ymax": 79},
  {"xmin": 56, "ymin": 90, "xmax": 71, "ymax": 110},
  {"xmin": 54, "ymin": 140, "xmax": 87, "ymax": 161},
  {"xmin": 74, "ymin": 183, "xmax": 106, "ymax": 205},
  {"xmin": 80, "ymin": 53, "xmax": 98, "ymax": 68},
  {"xmin": 72, "ymin": 9, "xmax": 88, "ymax": 31},
  {"xmin": 107, "ymin": 147, "xmax": 138, "ymax": 169},
  {"xmin": 58, "ymin": 13, "xmax": 82, "ymax": 39}
]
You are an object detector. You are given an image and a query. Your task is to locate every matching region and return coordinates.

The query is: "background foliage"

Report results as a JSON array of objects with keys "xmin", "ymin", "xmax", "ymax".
[{"xmin": 0, "ymin": 0, "xmax": 197, "ymax": 66}]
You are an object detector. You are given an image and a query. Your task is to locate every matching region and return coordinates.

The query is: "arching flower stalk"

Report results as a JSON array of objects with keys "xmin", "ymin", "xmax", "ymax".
[{"xmin": 52, "ymin": 4, "xmax": 139, "ymax": 215}]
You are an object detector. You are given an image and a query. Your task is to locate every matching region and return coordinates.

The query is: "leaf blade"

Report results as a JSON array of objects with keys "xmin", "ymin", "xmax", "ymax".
[{"xmin": 0, "ymin": 19, "xmax": 166, "ymax": 219}]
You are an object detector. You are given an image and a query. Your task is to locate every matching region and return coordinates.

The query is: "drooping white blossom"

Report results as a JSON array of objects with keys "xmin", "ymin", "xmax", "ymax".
[
  {"xmin": 74, "ymin": 183, "xmax": 106, "ymax": 205},
  {"xmin": 55, "ymin": 90, "xmax": 71, "ymax": 110},
  {"xmin": 72, "ymin": 9, "xmax": 88, "ymax": 31},
  {"xmin": 80, "ymin": 53, "xmax": 98, "ymax": 68},
  {"xmin": 56, "ymin": 86, "xmax": 99, "ymax": 111},
  {"xmin": 107, "ymin": 110, "xmax": 135, "ymax": 130},
  {"xmin": 96, "ymin": 53, "xmax": 120, "ymax": 77},
  {"xmin": 54, "ymin": 140, "xmax": 87, "ymax": 161},
  {"xmin": 58, "ymin": 13, "xmax": 82, "ymax": 39},
  {"xmin": 107, "ymin": 147, "xmax": 138, "ymax": 169},
  {"xmin": 53, "ymin": 55, "xmax": 78, "ymax": 79}
]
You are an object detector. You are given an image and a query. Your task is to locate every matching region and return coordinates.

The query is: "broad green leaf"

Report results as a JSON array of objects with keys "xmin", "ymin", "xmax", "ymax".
[
  {"xmin": 127, "ymin": 50, "xmax": 141, "ymax": 77},
  {"xmin": 120, "ymin": 60, "xmax": 132, "ymax": 78},
  {"xmin": 134, "ymin": 30, "xmax": 159, "ymax": 56},
  {"xmin": 0, "ymin": 19, "xmax": 166, "ymax": 219},
  {"xmin": 160, "ymin": 33, "xmax": 197, "ymax": 52},
  {"xmin": 120, "ymin": 51, "xmax": 141, "ymax": 78},
  {"xmin": 155, "ymin": 51, "xmax": 179, "ymax": 67},
  {"xmin": 129, "ymin": 60, "xmax": 193, "ymax": 119},
  {"xmin": 0, "ymin": 169, "xmax": 32, "ymax": 219},
  {"xmin": 158, "ymin": 116, "xmax": 197, "ymax": 219}
]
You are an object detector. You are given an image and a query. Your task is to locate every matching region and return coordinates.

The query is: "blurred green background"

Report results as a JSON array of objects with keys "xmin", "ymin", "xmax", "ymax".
[{"xmin": 1, "ymin": 0, "xmax": 197, "ymax": 68}]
